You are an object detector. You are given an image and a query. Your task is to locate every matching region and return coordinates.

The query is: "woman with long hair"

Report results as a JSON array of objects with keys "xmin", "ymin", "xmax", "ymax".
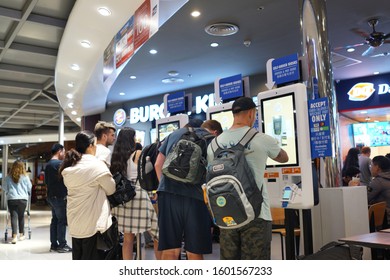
[
  {"xmin": 4, "ymin": 160, "xmax": 32, "ymax": 244},
  {"xmin": 60, "ymin": 130, "xmax": 115, "ymax": 260},
  {"xmin": 110, "ymin": 127, "xmax": 160, "ymax": 260}
]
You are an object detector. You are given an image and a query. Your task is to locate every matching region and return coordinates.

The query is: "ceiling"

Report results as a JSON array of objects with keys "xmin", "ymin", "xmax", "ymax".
[{"xmin": 1, "ymin": 0, "xmax": 390, "ymax": 144}]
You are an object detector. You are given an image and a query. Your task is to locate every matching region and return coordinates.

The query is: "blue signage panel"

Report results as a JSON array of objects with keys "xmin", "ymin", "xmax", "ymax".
[
  {"xmin": 308, "ymin": 97, "xmax": 332, "ymax": 158},
  {"xmin": 336, "ymin": 72, "xmax": 390, "ymax": 111},
  {"xmin": 272, "ymin": 53, "xmax": 300, "ymax": 85},
  {"xmin": 167, "ymin": 91, "xmax": 185, "ymax": 114},
  {"xmin": 219, "ymin": 74, "xmax": 243, "ymax": 101}
]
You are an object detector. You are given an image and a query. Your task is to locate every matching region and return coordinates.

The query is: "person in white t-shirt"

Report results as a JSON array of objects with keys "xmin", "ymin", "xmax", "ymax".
[{"xmin": 94, "ymin": 121, "xmax": 116, "ymax": 166}]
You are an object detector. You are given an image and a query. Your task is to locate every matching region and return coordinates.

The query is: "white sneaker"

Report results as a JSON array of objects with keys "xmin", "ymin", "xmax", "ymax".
[
  {"xmin": 19, "ymin": 234, "xmax": 26, "ymax": 241},
  {"xmin": 11, "ymin": 237, "xmax": 17, "ymax": 244}
]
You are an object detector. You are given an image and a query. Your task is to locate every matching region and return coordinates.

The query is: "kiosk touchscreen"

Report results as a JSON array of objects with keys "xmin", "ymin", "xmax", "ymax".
[
  {"xmin": 155, "ymin": 114, "xmax": 189, "ymax": 141},
  {"xmin": 206, "ymin": 103, "xmax": 233, "ymax": 131},
  {"xmin": 258, "ymin": 83, "xmax": 314, "ymax": 209}
]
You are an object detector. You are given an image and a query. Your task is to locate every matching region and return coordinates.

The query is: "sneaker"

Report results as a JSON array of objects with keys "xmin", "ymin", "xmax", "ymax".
[
  {"xmin": 57, "ymin": 244, "xmax": 72, "ymax": 253},
  {"xmin": 19, "ymin": 234, "xmax": 26, "ymax": 241},
  {"xmin": 50, "ymin": 246, "xmax": 58, "ymax": 252},
  {"xmin": 11, "ymin": 237, "xmax": 17, "ymax": 244}
]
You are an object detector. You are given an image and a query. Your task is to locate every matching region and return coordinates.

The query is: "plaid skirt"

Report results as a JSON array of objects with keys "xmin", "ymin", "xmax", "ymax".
[{"xmin": 112, "ymin": 185, "xmax": 158, "ymax": 238}]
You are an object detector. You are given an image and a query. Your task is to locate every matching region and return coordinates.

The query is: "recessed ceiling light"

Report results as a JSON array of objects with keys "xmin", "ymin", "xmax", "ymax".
[
  {"xmin": 149, "ymin": 49, "xmax": 157, "ymax": 54},
  {"xmin": 38, "ymin": 138, "xmax": 42, "ymax": 142},
  {"xmin": 67, "ymin": 82, "xmax": 74, "ymax": 88},
  {"xmin": 66, "ymin": 93, "xmax": 73, "ymax": 99},
  {"xmin": 76, "ymin": 117, "xmax": 81, "ymax": 122},
  {"xmin": 191, "ymin": 11, "xmax": 201, "ymax": 17},
  {"xmin": 360, "ymin": 111, "xmax": 367, "ymax": 114},
  {"xmin": 71, "ymin": 110, "xmax": 77, "ymax": 115},
  {"xmin": 80, "ymin": 40, "xmax": 91, "ymax": 48},
  {"xmin": 374, "ymin": 71, "xmax": 380, "ymax": 75},
  {"xmin": 17, "ymin": 139, "xmax": 21, "ymax": 143},
  {"xmin": 71, "ymin": 64, "xmax": 80, "ymax": 71},
  {"xmin": 119, "ymin": 92, "xmax": 125, "ymax": 96},
  {"xmin": 210, "ymin": 42, "xmax": 219, "ymax": 47},
  {"xmin": 68, "ymin": 103, "xmax": 74, "ymax": 108},
  {"xmin": 129, "ymin": 75, "xmax": 137, "ymax": 79},
  {"xmin": 162, "ymin": 77, "xmax": 184, "ymax": 84},
  {"xmin": 168, "ymin": 71, "xmax": 179, "ymax": 77},
  {"xmin": 98, "ymin": 7, "xmax": 111, "ymax": 16},
  {"xmin": 347, "ymin": 48, "xmax": 355, "ymax": 52}
]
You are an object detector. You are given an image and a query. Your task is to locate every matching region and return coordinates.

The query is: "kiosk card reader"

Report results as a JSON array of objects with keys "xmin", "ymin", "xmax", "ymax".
[{"xmin": 258, "ymin": 83, "xmax": 314, "ymax": 209}]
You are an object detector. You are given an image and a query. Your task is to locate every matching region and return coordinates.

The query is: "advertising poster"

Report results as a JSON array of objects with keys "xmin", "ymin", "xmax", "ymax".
[
  {"xmin": 115, "ymin": 16, "xmax": 135, "ymax": 68},
  {"xmin": 134, "ymin": 0, "xmax": 159, "ymax": 51},
  {"xmin": 308, "ymin": 97, "xmax": 332, "ymax": 158},
  {"xmin": 103, "ymin": 37, "xmax": 115, "ymax": 81}
]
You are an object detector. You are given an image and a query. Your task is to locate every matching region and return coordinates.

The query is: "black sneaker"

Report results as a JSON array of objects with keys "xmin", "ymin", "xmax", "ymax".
[
  {"xmin": 57, "ymin": 244, "xmax": 72, "ymax": 253},
  {"xmin": 50, "ymin": 246, "xmax": 59, "ymax": 252}
]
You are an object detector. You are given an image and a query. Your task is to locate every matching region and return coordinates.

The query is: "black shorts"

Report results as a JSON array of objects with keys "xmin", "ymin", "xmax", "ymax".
[{"xmin": 157, "ymin": 192, "xmax": 212, "ymax": 254}]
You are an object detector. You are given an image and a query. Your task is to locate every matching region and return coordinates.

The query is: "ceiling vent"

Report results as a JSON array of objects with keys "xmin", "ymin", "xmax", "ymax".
[
  {"xmin": 331, "ymin": 52, "xmax": 362, "ymax": 69},
  {"xmin": 205, "ymin": 22, "xmax": 239, "ymax": 36}
]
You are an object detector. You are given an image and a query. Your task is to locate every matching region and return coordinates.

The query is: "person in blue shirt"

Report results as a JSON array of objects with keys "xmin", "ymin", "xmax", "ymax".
[{"xmin": 4, "ymin": 160, "xmax": 32, "ymax": 244}]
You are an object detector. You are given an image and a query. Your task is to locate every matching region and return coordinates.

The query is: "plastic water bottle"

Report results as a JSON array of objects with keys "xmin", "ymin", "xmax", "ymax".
[{"xmin": 145, "ymin": 156, "xmax": 153, "ymax": 174}]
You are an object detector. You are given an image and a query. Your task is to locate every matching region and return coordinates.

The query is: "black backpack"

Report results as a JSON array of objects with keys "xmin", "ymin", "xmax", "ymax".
[
  {"xmin": 206, "ymin": 128, "xmax": 263, "ymax": 229},
  {"xmin": 137, "ymin": 141, "xmax": 161, "ymax": 191},
  {"xmin": 107, "ymin": 172, "xmax": 136, "ymax": 208},
  {"xmin": 162, "ymin": 127, "xmax": 212, "ymax": 185}
]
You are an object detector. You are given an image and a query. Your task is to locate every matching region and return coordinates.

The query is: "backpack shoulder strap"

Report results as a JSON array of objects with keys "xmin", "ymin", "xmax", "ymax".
[
  {"xmin": 210, "ymin": 137, "xmax": 221, "ymax": 154},
  {"xmin": 237, "ymin": 128, "xmax": 258, "ymax": 147}
]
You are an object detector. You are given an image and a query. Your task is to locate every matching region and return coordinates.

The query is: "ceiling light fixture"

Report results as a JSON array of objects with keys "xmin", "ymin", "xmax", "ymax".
[
  {"xmin": 374, "ymin": 71, "xmax": 380, "ymax": 75},
  {"xmin": 168, "ymin": 71, "xmax": 179, "ymax": 77},
  {"xmin": 68, "ymin": 103, "xmax": 74, "ymax": 108},
  {"xmin": 119, "ymin": 92, "xmax": 125, "ymax": 96},
  {"xmin": 98, "ymin": 7, "xmax": 111, "ymax": 16},
  {"xmin": 191, "ymin": 11, "xmax": 201, "ymax": 17},
  {"xmin": 347, "ymin": 48, "xmax": 355, "ymax": 52},
  {"xmin": 210, "ymin": 42, "xmax": 219, "ymax": 47},
  {"xmin": 76, "ymin": 117, "xmax": 81, "ymax": 122},
  {"xmin": 149, "ymin": 49, "xmax": 158, "ymax": 54},
  {"xmin": 67, "ymin": 82, "xmax": 74, "ymax": 88},
  {"xmin": 162, "ymin": 77, "xmax": 184, "ymax": 84},
  {"xmin": 129, "ymin": 75, "xmax": 137, "ymax": 79},
  {"xmin": 66, "ymin": 93, "xmax": 73, "ymax": 99},
  {"xmin": 360, "ymin": 110, "xmax": 367, "ymax": 114},
  {"xmin": 71, "ymin": 64, "xmax": 80, "ymax": 71},
  {"xmin": 80, "ymin": 40, "xmax": 91, "ymax": 48},
  {"xmin": 71, "ymin": 110, "xmax": 77, "ymax": 115}
]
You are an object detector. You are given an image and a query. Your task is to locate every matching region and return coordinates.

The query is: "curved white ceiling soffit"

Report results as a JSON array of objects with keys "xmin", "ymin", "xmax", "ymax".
[{"xmin": 55, "ymin": 0, "xmax": 188, "ymax": 125}]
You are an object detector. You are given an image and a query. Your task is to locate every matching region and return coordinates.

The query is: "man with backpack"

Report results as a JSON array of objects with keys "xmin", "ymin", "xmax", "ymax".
[
  {"xmin": 154, "ymin": 118, "xmax": 214, "ymax": 260},
  {"xmin": 206, "ymin": 97, "xmax": 288, "ymax": 260}
]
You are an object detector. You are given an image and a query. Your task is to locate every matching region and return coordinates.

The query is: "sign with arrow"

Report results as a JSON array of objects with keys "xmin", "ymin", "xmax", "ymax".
[{"xmin": 266, "ymin": 54, "xmax": 300, "ymax": 89}]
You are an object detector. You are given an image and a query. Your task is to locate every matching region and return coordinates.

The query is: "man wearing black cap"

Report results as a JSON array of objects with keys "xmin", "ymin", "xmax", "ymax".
[
  {"xmin": 207, "ymin": 97, "xmax": 288, "ymax": 260},
  {"xmin": 45, "ymin": 143, "xmax": 72, "ymax": 253},
  {"xmin": 154, "ymin": 118, "xmax": 214, "ymax": 260}
]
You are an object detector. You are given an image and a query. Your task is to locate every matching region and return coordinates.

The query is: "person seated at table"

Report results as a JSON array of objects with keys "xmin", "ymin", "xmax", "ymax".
[
  {"xmin": 342, "ymin": 166, "xmax": 360, "ymax": 186},
  {"xmin": 367, "ymin": 155, "xmax": 390, "ymax": 225}
]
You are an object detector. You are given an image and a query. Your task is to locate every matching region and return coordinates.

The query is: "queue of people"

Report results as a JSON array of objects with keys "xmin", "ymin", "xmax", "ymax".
[{"xmin": 6, "ymin": 96, "xmax": 388, "ymax": 261}]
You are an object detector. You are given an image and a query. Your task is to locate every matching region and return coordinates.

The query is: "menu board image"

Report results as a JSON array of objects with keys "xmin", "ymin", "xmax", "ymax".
[
  {"xmin": 260, "ymin": 93, "xmax": 298, "ymax": 167},
  {"xmin": 158, "ymin": 121, "xmax": 180, "ymax": 141},
  {"xmin": 353, "ymin": 121, "xmax": 390, "ymax": 147}
]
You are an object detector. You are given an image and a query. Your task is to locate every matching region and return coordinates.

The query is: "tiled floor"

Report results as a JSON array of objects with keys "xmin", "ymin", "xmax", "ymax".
[{"xmin": 0, "ymin": 205, "xmax": 284, "ymax": 260}]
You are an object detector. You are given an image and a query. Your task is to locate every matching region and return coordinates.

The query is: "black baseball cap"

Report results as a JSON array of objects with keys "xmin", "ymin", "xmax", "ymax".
[
  {"xmin": 186, "ymin": 118, "xmax": 204, "ymax": 128},
  {"xmin": 232, "ymin": 97, "xmax": 257, "ymax": 114},
  {"xmin": 51, "ymin": 143, "xmax": 64, "ymax": 155}
]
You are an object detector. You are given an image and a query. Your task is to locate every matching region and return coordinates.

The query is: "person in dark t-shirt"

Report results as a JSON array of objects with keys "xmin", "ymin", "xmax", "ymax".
[{"xmin": 45, "ymin": 143, "xmax": 71, "ymax": 253}]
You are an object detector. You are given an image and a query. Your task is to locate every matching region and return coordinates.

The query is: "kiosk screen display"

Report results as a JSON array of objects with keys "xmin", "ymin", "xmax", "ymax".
[
  {"xmin": 260, "ymin": 92, "xmax": 298, "ymax": 167},
  {"xmin": 210, "ymin": 110, "xmax": 234, "ymax": 131},
  {"xmin": 158, "ymin": 121, "xmax": 180, "ymax": 141}
]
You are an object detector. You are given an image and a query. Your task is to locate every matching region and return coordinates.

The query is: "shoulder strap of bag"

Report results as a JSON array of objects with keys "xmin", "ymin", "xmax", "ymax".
[{"xmin": 237, "ymin": 128, "xmax": 258, "ymax": 147}]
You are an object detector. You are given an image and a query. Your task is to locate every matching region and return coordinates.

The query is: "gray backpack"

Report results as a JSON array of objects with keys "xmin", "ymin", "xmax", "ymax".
[
  {"xmin": 206, "ymin": 128, "xmax": 263, "ymax": 229},
  {"xmin": 162, "ymin": 127, "xmax": 211, "ymax": 184}
]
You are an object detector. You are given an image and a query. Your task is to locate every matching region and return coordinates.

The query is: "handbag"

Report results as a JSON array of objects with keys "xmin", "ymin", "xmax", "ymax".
[
  {"xmin": 96, "ymin": 216, "xmax": 119, "ymax": 251},
  {"xmin": 107, "ymin": 172, "xmax": 136, "ymax": 208}
]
